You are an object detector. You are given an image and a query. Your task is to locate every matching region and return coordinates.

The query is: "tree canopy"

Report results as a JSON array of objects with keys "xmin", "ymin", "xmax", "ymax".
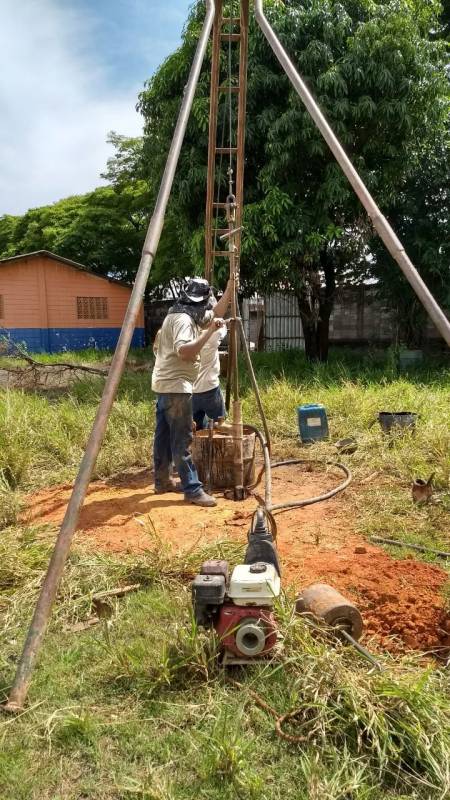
[
  {"xmin": 0, "ymin": 134, "xmax": 149, "ymax": 283},
  {"xmin": 138, "ymin": 0, "xmax": 449, "ymax": 356}
]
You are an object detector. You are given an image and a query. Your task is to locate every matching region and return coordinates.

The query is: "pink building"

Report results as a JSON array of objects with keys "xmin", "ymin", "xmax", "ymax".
[{"xmin": 0, "ymin": 251, "xmax": 144, "ymax": 352}]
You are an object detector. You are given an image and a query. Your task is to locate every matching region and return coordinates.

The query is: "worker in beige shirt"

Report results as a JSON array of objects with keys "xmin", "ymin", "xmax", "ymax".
[
  {"xmin": 151, "ymin": 277, "xmax": 232, "ymax": 507},
  {"xmin": 192, "ymin": 318, "xmax": 227, "ymax": 430}
]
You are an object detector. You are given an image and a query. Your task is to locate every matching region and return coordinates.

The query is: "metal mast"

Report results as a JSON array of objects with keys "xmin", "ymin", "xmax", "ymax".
[
  {"xmin": 204, "ymin": 0, "xmax": 249, "ymax": 286},
  {"xmin": 204, "ymin": 0, "xmax": 249, "ymax": 499}
]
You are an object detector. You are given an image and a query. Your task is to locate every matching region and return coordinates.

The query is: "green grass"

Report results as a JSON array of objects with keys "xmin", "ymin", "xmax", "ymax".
[
  {"xmin": 0, "ymin": 371, "xmax": 152, "ymax": 493},
  {"xmin": 1, "ymin": 347, "xmax": 450, "ymax": 799},
  {"xmin": 1, "ymin": 526, "xmax": 450, "ymax": 800},
  {"xmin": 240, "ymin": 349, "xmax": 450, "ymax": 564}
]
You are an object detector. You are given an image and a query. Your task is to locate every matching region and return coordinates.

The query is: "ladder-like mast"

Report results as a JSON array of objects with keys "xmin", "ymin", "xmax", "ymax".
[
  {"xmin": 204, "ymin": 0, "xmax": 249, "ymax": 283},
  {"xmin": 204, "ymin": 0, "xmax": 249, "ymax": 499}
]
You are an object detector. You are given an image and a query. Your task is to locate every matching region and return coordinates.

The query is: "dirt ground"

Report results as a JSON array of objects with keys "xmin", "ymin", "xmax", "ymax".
[{"xmin": 25, "ymin": 465, "xmax": 450, "ymax": 657}]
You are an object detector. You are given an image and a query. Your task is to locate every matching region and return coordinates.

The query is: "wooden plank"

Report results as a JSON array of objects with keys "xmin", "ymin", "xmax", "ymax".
[
  {"xmin": 215, "ymin": 147, "xmax": 238, "ymax": 155},
  {"xmin": 221, "ymin": 17, "xmax": 241, "ymax": 25}
]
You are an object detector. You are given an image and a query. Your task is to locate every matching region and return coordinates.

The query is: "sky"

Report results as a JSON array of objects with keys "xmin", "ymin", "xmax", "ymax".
[{"xmin": 0, "ymin": 0, "xmax": 191, "ymax": 216}]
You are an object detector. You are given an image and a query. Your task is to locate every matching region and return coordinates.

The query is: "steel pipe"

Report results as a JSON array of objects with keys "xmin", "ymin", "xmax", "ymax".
[
  {"xmin": 254, "ymin": 0, "xmax": 450, "ymax": 348},
  {"xmin": 4, "ymin": 0, "xmax": 216, "ymax": 713}
]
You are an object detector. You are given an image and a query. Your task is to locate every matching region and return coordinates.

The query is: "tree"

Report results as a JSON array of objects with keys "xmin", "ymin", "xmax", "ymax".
[
  {"xmin": 371, "ymin": 131, "xmax": 450, "ymax": 347},
  {"xmin": 0, "ymin": 133, "xmax": 151, "ymax": 283},
  {"xmin": 138, "ymin": 0, "xmax": 449, "ymax": 359}
]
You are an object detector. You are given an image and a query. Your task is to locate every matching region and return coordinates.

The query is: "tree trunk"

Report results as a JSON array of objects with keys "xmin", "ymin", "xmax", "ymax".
[
  {"xmin": 191, "ymin": 427, "xmax": 256, "ymax": 489},
  {"xmin": 316, "ymin": 253, "xmax": 336, "ymax": 362},
  {"xmin": 295, "ymin": 254, "xmax": 336, "ymax": 363},
  {"xmin": 317, "ymin": 315, "xmax": 330, "ymax": 361},
  {"xmin": 295, "ymin": 289, "xmax": 318, "ymax": 362}
]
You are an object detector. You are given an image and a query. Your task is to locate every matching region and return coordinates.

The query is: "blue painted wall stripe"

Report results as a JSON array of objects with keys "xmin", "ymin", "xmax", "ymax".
[{"xmin": 3, "ymin": 327, "xmax": 145, "ymax": 353}]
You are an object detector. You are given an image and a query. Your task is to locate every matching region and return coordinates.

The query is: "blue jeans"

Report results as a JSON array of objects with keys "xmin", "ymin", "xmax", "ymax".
[
  {"xmin": 192, "ymin": 386, "xmax": 226, "ymax": 431},
  {"xmin": 153, "ymin": 393, "xmax": 203, "ymax": 497}
]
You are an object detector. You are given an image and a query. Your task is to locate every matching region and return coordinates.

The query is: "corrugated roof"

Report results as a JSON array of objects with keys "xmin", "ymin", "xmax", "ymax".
[{"xmin": 0, "ymin": 250, "xmax": 132, "ymax": 289}]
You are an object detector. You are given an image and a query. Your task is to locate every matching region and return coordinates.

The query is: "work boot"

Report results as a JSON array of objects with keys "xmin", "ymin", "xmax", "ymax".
[
  {"xmin": 154, "ymin": 478, "xmax": 183, "ymax": 494},
  {"xmin": 185, "ymin": 490, "xmax": 217, "ymax": 507}
]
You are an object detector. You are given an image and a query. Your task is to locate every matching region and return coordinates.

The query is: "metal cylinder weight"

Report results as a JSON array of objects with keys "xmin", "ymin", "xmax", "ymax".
[{"xmin": 295, "ymin": 583, "xmax": 363, "ymax": 641}]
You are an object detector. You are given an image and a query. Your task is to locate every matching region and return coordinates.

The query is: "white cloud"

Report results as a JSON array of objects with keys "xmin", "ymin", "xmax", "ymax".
[{"xmin": 0, "ymin": 0, "xmax": 144, "ymax": 215}]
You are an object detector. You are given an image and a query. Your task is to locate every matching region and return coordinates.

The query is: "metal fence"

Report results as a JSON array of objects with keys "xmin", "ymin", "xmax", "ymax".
[
  {"xmin": 241, "ymin": 293, "xmax": 304, "ymax": 352},
  {"xmin": 147, "ymin": 287, "xmax": 447, "ymax": 353},
  {"xmin": 263, "ymin": 293, "xmax": 304, "ymax": 351}
]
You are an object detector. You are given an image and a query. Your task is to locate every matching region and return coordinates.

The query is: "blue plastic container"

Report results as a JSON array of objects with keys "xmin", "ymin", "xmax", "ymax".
[{"xmin": 297, "ymin": 404, "xmax": 329, "ymax": 443}]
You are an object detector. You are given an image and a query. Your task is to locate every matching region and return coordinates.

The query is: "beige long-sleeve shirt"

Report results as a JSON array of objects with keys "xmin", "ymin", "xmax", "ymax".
[{"xmin": 151, "ymin": 313, "xmax": 200, "ymax": 394}]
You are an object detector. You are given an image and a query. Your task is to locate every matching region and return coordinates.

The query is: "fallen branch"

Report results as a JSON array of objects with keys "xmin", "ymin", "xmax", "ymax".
[
  {"xmin": 65, "ymin": 585, "xmax": 142, "ymax": 633},
  {"xmin": 0, "ymin": 329, "xmax": 107, "ymax": 375},
  {"xmin": 92, "ymin": 583, "xmax": 141, "ymax": 600},
  {"xmin": 360, "ymin": 471, "xmax": 380, "ymax": 485},
  {"xmin": 64, "ymin": 617, "xmax": 101, "ymax": 633}
]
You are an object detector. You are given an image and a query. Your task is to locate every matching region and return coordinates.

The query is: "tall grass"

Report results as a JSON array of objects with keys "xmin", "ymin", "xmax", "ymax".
[
  {"xmin": 0, "ymin": 347, "xmax": 449, "ymax": 547},
  {"xmin": 241, "ymin": 350, "xmax": 450, "ymax": 555},
  {"xmin": 242, "ymin": 350, "xmax": 450, "ymax": 483},
  {"xmin": 0, "ymin": 346, "xmax": 152, "ymax": 369},
  {"xmin": 0, "ymin": 373, "xmax": 152, "ymax": 495}
]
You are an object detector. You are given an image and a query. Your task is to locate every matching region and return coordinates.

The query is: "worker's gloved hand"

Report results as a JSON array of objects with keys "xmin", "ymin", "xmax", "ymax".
[{"xmin": 210, "ymin": 317, "xmax": 225, "ymax": 330}]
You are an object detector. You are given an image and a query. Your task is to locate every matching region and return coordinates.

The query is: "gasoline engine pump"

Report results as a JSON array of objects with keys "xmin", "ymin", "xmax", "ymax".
[
  {"xmin": 191, "ymin": 507, "xmax": 375, "ymax": 668},
  {"xmin": 192, "ymin": 510, "xmax": 281, "ymax": 663}
]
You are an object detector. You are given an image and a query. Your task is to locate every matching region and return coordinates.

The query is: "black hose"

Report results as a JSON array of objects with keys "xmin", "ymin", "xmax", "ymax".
[
  {"xmin": 369, "ymin": 536, "xmax": 450, "ymax": 559},
  {"xmin": 244, "ymin": 426, "xmax": 352, "ymax": 514},
  {"xmin": 270, "ymin": 459, "xmax": 352, "ymax": 512},
  {"xmin": 237, "ymin": 316, "xmax": 271, "ymax": 453},
  {"xmin": 244, "ymin": 423, "xmax": 272, "ymax": 509}
]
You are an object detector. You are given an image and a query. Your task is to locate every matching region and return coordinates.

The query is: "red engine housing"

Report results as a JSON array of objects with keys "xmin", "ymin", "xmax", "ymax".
[{"xmin": 214, "ymin": 603, "xmax": 277, "ymax": 657}]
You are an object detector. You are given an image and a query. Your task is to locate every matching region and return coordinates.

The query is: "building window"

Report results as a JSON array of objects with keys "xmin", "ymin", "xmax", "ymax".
[
  {"xmin": 76, "ymin": 297, "xmax": 108, "ymax": 320},
  {"xmin": 0, "ymin": 295, "xmax": 4, "ymax": 319}
]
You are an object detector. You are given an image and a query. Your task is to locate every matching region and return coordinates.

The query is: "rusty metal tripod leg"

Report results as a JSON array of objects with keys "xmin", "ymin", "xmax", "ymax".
[
  {"xmin": 4, "ymin": 0, "xmax": 216, "ymax": 714},
  {"xmin": 254, "ymin": 0, "xmax": 450, "ymax": 348}
]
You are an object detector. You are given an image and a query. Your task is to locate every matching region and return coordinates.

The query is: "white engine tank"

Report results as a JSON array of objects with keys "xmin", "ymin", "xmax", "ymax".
[{"xmin": 228, "ymin": 562, "xmax": 281, "ymax": 606}]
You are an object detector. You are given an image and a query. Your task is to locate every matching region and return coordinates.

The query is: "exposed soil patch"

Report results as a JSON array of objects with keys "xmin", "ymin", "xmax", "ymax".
[{"xmin": 25, "ymin": 465, "xmax": 450, "ymax": 657}]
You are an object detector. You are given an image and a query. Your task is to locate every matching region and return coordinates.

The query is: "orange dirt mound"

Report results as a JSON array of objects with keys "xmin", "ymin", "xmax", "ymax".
[{"xmin": 25, "ymin": 466, "xmax": 450, "ymax": 657}]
